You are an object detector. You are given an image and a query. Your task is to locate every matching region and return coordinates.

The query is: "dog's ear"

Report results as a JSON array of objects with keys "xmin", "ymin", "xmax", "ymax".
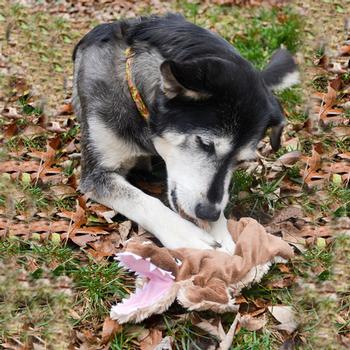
[
  {"xmin": 269, "ymin": 121, "xmax": 285, "ymax": 151},
  {"xmin": 261, "ymin": 49, "xmax": 299, "ymax": 91},
  {"xmin": 160, "ymin": 60, "xmax": 203, "ymax": 99},
  {"xmin": 160, "ymin": 58, "xmax": 233, "ymax": 99},
  {"xmin": 268, "ymin": 110, "xmax": 286, "ymax": 152}
]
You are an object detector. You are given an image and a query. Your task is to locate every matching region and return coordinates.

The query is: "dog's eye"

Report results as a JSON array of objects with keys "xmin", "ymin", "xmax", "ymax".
[{"xmin": 196, "ymin": 136, "xmax": 215, "ymax": 154}]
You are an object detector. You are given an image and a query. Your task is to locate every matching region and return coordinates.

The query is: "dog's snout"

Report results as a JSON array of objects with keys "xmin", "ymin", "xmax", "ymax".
[{"xmin": 195, "ymin": 203, "xmax": 220, "ymax": 222}]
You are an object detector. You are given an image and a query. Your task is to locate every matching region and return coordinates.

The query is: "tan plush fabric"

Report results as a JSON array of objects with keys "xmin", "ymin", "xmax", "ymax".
[{"xmin": 112, "ymin": 218, "xmax": 294, "ymax": 322}]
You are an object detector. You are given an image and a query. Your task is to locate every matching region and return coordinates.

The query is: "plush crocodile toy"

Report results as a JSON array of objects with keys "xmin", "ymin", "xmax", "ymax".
[{"xmin": 110, "ymin": 218, "xmax": 294, "ymax": 324}]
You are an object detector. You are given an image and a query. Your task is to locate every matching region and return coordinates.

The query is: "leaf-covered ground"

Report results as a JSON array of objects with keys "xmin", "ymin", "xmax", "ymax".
[{"xmin": 0, "ymin": 0, "xmax": 349, "ymax": 349}]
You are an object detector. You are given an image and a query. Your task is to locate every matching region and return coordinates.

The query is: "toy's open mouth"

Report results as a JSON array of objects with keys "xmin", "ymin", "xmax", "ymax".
[{"xmin": 112, "ymin": 252, "xmax": 175, "ymax": 316}]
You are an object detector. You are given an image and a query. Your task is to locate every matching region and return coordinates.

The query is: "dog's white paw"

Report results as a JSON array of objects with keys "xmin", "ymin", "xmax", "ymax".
[
  {"xmin": 210, "ymin": 214, "xmax": 236, "ymax": 255},
  {"xmin": 218, "ymin": 233, "xmax": 236, "ymax": 255},
  {"xmin": 157, "ymin": 216, "xmax": 219, "ymax": 250}
]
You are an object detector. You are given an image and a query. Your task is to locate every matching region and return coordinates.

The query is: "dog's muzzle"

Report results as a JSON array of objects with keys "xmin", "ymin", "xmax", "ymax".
[{"xmin": 195, "ymin": 203, "xmax": 220, "ymax": 222}]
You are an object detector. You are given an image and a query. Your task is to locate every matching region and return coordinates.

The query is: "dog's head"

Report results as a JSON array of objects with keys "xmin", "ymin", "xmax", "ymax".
[{"xmin": 152, "ymin": 49, "xmax": 298, "ymax": 223}]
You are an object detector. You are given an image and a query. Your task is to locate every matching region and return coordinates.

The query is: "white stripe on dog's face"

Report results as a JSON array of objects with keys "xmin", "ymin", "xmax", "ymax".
[
  {"xmin": 235, "ymin": 141, "xmax": 257, "ymax": 162},
  {"xmin": 153, "ymin": 131, "xmax": 233, "ymax": 219}
]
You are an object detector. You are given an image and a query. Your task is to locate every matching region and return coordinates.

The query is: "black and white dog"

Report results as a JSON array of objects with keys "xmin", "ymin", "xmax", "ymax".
[{"xmin": 72, "ymin": 13, "xmax": 298, "ymax": 252}]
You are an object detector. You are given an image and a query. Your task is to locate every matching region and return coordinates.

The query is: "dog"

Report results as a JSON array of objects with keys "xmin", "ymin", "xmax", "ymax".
[{"xmin": 72, "ymin": 13, "xmax": 299, "ymax": 252}]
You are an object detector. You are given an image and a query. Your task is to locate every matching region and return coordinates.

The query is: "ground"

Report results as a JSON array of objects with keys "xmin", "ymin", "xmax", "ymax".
[{"xmin": 0, "ymin": 0, "xmax": 349, "ymax": 349}]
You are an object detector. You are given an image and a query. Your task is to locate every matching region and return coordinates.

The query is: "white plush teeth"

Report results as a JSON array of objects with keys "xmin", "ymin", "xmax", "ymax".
[
  {"xmin": 175, "ymin": 258, "xmax": 182, "ymax": 266},
  {"xmin": 149, "ymin": 263, "xmax": 157, "ymax": 271}
]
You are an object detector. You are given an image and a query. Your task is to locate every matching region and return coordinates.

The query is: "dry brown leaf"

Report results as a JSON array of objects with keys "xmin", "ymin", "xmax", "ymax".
[
  {"xmin": 276, "ymin": 151, "xmax": 302, "ymax": 165},
  {"xmin": 4, "ymin": 121, "xmax": 18, "ymax": 139},
  {"xmin": 318, "ymin": 85, "xmax": 337, "ymax": 121},
  {"xmin": 235, "ymin": 295, "xmax": 248, "ymax": 304},
  {"xmin": 21, "ymin": 125, "xmax": 47, "ymax": 136},
  {"xmin": 50, "ymin": 184, "xmax": 77, "ymax": 198},
  {"xmin": 154, "ymin": 336, "xmax": 172, "ymax": 350},
  {"xmin": 239, "ymin": 314, "xmax": 267, "ymax": 331},
  {"xmin": 58, "ymin": 103, "xmax": 74, "ymax": 115},
  {"xmin": 339, "ymin": 45, "xmax": 350, "ymax": 56},
  {"xmin": 249, "ymin": 308, "xmax": 267, "ymax": 317},
  {"xmin": 67, "ymin": 196, "xmax": 87, "ymax": 238},
  {"xmin": 278, "ymin": 264, "xmax": 291, "ymax": 273},
  {"xmin": 71, "ymin": 234, "xmax": 100, "ymax": 248},
  {"xmin": 193, "ymin": 317, "xmax": 225, "ymax": 341},
  {"xmin": 139, "ymin": 328, "xmax": 163, "ymax": 350},
  {"xmin": 337, "ymin": 152, "xmax": 350, "ymax": 160},
  {"xmin": 299, "ymin": 225, "xmax": 332, "ymax": 238},
  {"xmin": 2, "ymin": 106, "xmax": 21, "ymax": 118},
  {"xmin": 118, "ymin": 220, "xmax": 132, "ymax": 242},
  {"xmin": 282, "ymin": 232, "xmax": 306, "ymax": 253},
  {"xmin": 62, "ymin": 139, "xmax": 77, "ymax": 153},
  {"xmin": 46, "ymin": 121, "xmax": 68, "ymax": 133},
  {"xmin": 87, "ymin": 232, "xmax": 121, "ymax": 259},
  {"xmin": 332, "ymin": 126, "xmax": 349, "ymax": 137},
  {"xmin": 323, "ymin": 161, "xmax": 350, "ymax": 175},
  {"xmin": 303, "ymin": 147, "xmax": 321, "ymax": 173},
  {"xmin": 101, "ymin": 316, "xmax": 121, "ymax": 344},
  {"xmin": 0, "ymin": 160, "xmax": 41, "ymax": 173},
  {"xmin": 268, "ymin": 305, "xmax": 297, "ymax": 334},
  {"xmin": 0, "ymin": 218, "xmax": 71, "ymax": 237},
  {"xmin": 266, "ymin": 275, "xmax": 295, "ymax": 288},
  {"xmin": 271, "ymin": 206, "xmax": 304, "ymax": 224},
  {"xmin": 75, "ymin": 226, "xmax": 111, "ymax": 235},
  {"xmin": 328, "ymin": 62, "xmax": 347, "ymax": 74}
]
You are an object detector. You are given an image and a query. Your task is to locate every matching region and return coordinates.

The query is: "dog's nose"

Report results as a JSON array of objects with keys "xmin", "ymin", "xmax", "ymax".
[{"xmin": 195, "ymin": 203, "xmax": 220, "ymax": 222}]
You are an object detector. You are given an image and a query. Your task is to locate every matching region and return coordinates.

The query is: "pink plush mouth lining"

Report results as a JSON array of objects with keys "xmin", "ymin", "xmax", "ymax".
[{"xmin": 113, "ymin": 252, "xmax": 175, "ymax": 315}]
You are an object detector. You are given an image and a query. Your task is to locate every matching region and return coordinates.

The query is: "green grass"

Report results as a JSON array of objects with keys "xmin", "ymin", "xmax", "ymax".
[
  {"xmin": 11, "ymin": 183, "xmax": 49, "ymax": 214},
  {"xmin": 289, "ymin": 236, "xmax": 350, "ymax": 349},
  {"xmin": 299, "ymin": 182, "xmax": 350, "ymax": 219},
  {"xmin": 18, "ymin": 93, "xmax": 43, "ymax": 116},
  {"xmin": 0, "ymin": 239, "xmax": 74, "ymax": 345},
  {"xmin": 311, "ymin": 74, "xmax": 329, "ymax": 92},
  {"xmin": 5, "ymin": 134, "xmax": 48, "ymax": 152},
  {"xmin": 229, "ymin": 169, "xmax": 286, "ymax": 217},
  {"xmin": 277, "ymin": 87, "xmax": 307, "ymax": 123},
  {"xmin": 177, "ymin": 2, "xmax": 302, "ymax": 69},
  {"xmin": 231, "ymin": 329, "xmax": 274, "ymax": 350},
  {"xmin": 54, "ymin": 196, "xmax": 77, "ymax": 210},
  {"xmin": 242, "ymin": 264, "xmax": 293, "ymax": 304},
  {"xmin": 111, "ymin": 326, "xmax": 141, "ymax": 350},
  {"xmin": 0, "ymin": 238, "xmax": 130, "ymax": 345},
  {"xmin": 61, "ymin": 125, "xmax": 80, "ymax": 143},
  {"xmin": 73, "ymin": 259, "xmax": 130, "ymax": 317},
  {"xmin": 163, "ymin": 315, "xmax": 216, "ymax": 350},
  {"xmin": 329, "ymin": 185, "xmax": 350, "ymax": 218},
  {"xmin": 232, "ymin": 8, "xmax": 301, "ymax": 68}
]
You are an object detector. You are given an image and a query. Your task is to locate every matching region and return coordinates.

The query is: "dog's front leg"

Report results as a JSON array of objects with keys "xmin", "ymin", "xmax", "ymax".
[
  {"xmin": 209, "ymin": 213, "xmax": 236, "ymax": 254},
  {"xmin": 87, "ymin": 173, "xmax": 219, "ymax": 250}
]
